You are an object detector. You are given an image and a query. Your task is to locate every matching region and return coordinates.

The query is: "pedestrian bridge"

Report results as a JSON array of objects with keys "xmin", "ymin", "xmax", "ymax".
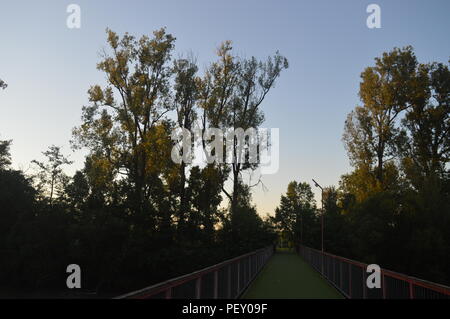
[
  {"xmin": 116, "ymin": 246, "xmax": 450, "ymax": 299},
  {"xmin": 242, "ymin": 250, "xmax": 342, "ymax": 299}
]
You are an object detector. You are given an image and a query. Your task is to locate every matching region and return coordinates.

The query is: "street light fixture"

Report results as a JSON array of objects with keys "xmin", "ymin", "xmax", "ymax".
[
  {"xmin": 312, "ymin": 179, "xmax": 324, "ymax": 253},
  {"xmin": 312, "ymin": 179, "xmax": 325, "ymax": 275}
]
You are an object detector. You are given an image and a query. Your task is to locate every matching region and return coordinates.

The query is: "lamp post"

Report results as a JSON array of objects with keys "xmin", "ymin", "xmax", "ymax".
[
  {"xmin": 312, "ymin": 179, "xmax": 324, "ymax": 275},
  {"xmin": 312, "ymin": 179, "xmax": 324, "ymax": 252}
]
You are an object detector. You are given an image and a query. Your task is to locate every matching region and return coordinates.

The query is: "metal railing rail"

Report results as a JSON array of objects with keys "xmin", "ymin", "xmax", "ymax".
[
  {"xmin": 116, "ymin": 246, "xmax": 274, "ymax": 299},
  {"xmin": 298, "ymin": 245, "xmax": 450, "ymax": 299}
]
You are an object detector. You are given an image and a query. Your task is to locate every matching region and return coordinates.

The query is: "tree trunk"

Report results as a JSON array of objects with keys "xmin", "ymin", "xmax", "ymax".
[
  {"xmin": 178, "ymin": 161, "xmax": 187, "ymax": 232},
  {"xmin": 231, "ymin": 165, "xmax": 239, "ymax": 232}
]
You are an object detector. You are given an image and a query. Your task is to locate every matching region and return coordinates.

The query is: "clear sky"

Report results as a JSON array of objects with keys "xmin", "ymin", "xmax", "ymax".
[{"xmin": 0, "ymin": 0, "xmax": 449, "ymax": 215}]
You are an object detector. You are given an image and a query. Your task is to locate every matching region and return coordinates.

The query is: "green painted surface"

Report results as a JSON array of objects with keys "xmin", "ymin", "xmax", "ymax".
[{"xmin": 242, "ymin": 250, "xmax": 343, "ymax": 299}]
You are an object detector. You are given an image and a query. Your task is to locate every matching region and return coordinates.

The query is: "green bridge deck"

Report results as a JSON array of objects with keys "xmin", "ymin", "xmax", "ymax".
[{"xmin": 242, "ymin": 249, "xmax": 343, "ymax": 299}]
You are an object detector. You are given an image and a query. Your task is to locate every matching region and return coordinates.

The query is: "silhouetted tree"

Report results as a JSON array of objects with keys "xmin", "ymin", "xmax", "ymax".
[
  {"xmin": 32, "ymin": 145, "xmax": 73, "ymax": 204},
  {"xmin": 275, "ymin": 181, "xmax": 318, "ymax": 248}
]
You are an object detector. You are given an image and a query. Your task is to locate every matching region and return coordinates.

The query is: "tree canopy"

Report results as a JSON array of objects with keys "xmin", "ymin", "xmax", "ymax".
[
  {"xmin": 277, "ymin": 47, "xmax": 450, "ymax": 285},
  {"xmin": 0, "ymin": 29, "xmax": 283, "ymax": 295}
]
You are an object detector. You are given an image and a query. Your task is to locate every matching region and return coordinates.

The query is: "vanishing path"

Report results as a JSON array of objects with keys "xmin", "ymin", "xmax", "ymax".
[{"xmin": 242, "ymin": 250, "xmax": 343, "ymax": 299}]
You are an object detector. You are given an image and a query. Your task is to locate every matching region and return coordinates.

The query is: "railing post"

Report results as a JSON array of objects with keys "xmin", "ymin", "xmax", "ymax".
[
  {"xmin": 256, "ymin": 254, "xmax": 259, "ymax": 272},
  {"xmin": 409, "ymin": 281, "xmax": 414, "ymax": 299},
  {"xmin": 349, "ymin": 263, "xmax": 352, "ymax": 299},
  {"xmin": 214, "ymin": 271, "xmax": 219, "ymax": 299},
  {"xmin": 195, "ymin": 276, "xmax": 202, "ymax": 299},
  {"xmin": 382, "ymin": 271, "xmax": 386, "ymax": 299},
  {"xmin": 237, "ymin": 261, "xmax": 240, "ymax": 295},
  {"xmin": 333, "ymin": 257, "xmax": 336, "ymax": 283},
  {"xmin": 321, "ymin": 252, "xmax": 324, "ymax": 276},
  {"xmin": 362, "ymin": 265, "xmax": 366, "ymax": 299},
  {"xmin": 249, "ymin": 256, "xmax": 252, "ymax": 281},
  {"xmin": 261, "ymin": 250, "xmax": 264, "ymax": 268},
  {"xmin": 227, "ymin": 265, "xmax": 231, "ymax": 298},
  {"xmin": 165, "ymin": 287, "xmax": 172, "ymax": 299}
]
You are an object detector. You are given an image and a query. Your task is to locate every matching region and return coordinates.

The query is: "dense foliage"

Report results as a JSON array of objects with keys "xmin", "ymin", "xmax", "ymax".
[
  {"xmin": 0, "ymin": 29, "xmax": 282, "ymax": 295},
  {"xmin": 274, "ymin": 47, "xmax": 450, "ymax": 286}
]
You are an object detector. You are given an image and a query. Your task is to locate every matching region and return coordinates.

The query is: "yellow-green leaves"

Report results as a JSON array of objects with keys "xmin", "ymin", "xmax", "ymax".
[
  {"xmin": 106, "ymin": 28, "xmax": 119, "ymax": 49},
  {"xmin": 88, "ymin": 85, "xmax": 104, "ymax": 102}
]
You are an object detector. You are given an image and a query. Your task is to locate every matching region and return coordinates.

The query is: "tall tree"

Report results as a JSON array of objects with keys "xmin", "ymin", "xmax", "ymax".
[
  {"xmin": 226, "ymin": 52, "xmax": 288, "ymax": 229},
  {"xmin": 200, "ymin": 41, "xmax": 288, "ymax": 234},
  {"xmin": 400, "ymin": 61, "xmax": 450, "ymax": 186},
  {"xmin": 72, "ymin": 28, "xmax": 176, "ymax": 223},
  {"xmin": 32, "ymin": 145, "xmax": 72, "ymax": 204},
  {"xmin": 172, "ymin": 57, "xmax": 199, "ymax": 232},
  {"xmin": 64, "ymin": 170, "xmax": 90, "ymax": 211},
  {"xmin": 0, "ymin": 139, "xmax": 12, "ymax": 170},
  {"xmin": 343, "ymin": 46, "xmax": 419, "ymax": 188},
  {"xmin": 322, "ymin": 186, "xmax": 350, "ymax": 255},
  {"xmin": 186, "ymin": 165, "xmax": 224, "ymax": 241},
  {"xmin": 275, "ymin": 181, "xmax": 316, "ymax": 246},
  {"xmin": 197, "ymin": 41, "xmax": 239, "ymax": 214}
]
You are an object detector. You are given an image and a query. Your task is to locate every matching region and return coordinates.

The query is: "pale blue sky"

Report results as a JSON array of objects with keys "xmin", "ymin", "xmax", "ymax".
[{"xmin": 0, "ymin": 0, "xmax": 449, "ymax": 215}]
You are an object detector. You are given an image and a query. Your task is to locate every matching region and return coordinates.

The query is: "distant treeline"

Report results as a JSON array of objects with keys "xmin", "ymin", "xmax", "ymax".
[{"xmin": 274, "ymin": 47, "xmax": 450, "ymax": 286}]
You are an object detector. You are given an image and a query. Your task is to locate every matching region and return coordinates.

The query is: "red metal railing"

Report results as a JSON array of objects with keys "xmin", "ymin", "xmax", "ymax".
[
  {"xmin": 116, "ymin": 246, "xmax": 274, "ymax": 299},
  {"xmin": 298, "ymin": 245, "xmax": 450, "ymax": 299}
]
